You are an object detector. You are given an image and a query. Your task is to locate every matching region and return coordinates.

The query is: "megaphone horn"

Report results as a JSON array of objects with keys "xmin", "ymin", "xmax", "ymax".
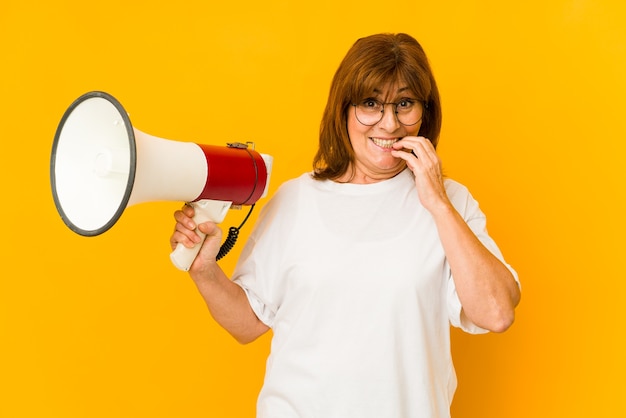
[{"xmin": 50, "ymin": 91, "xmax": 273, "ymax": 271}]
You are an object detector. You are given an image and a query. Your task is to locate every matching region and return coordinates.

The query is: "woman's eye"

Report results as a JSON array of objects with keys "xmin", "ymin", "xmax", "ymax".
[
  {"xmin": 363, "ymin": 99, "xmax": 379, "ymax": 108},
  {"xmin": 398, "ymin": 99, "xmax": 415, "ymax": 109}
]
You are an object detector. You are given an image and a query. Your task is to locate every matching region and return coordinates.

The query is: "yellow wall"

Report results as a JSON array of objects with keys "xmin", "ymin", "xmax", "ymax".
[{"xmin": 1, "ymin": 1, "xmax": 624, "ymax": 416}]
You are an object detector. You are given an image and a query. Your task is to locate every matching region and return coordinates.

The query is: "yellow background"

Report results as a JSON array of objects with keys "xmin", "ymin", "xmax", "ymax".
[{"xmin": 1, "ymin": 0, "xmax": 625, "ymax": 417}]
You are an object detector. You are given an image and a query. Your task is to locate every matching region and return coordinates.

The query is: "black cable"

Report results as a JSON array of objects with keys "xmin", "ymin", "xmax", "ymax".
[
  {"xmin": 217, "ymin": 143, "xmax": 260, "ymax": 261},
  {"xmin": 216, "ymin": 204, "xmax": 255, "ymax": 261}
]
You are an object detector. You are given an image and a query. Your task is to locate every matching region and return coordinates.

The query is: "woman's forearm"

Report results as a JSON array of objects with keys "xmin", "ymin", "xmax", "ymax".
[
  {"xmin": 432, "ymin": 204, "xmax": 521, "ymax": 332},
  {"xmin": 191, "ymin": 264, "xmax": 270, "ymax": 344}
]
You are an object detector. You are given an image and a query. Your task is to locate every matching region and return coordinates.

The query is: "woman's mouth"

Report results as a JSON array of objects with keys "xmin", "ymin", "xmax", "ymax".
[{"xmin": 371, "ymin": 137, "xmax": 398, "ymax": 149}]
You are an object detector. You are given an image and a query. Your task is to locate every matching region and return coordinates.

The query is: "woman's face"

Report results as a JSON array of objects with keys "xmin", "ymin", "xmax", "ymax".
[{"xmin": 345, "ymin": 82, "xmax": 422, "ymax": 183}]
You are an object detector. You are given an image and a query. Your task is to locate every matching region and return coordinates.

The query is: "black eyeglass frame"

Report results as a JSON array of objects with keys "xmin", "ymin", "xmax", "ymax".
[{"xmin": 350, "ymin": 99, "xmax": 426, "ymax": 126}]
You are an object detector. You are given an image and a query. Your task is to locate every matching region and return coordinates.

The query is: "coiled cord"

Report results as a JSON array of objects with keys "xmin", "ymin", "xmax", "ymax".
[
  {"xmin": 216, "ymin": 142, "xmax": 260, "ymax": 261},
  {"xmin": 216, "ymin": 204, "xmax": 255, "ymax": 261}
]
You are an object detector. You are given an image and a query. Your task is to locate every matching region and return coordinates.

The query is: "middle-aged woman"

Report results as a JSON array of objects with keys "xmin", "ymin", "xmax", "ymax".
[{"xmin": 171, "ymin": 32, "xmax": 521, "ymax": 418}]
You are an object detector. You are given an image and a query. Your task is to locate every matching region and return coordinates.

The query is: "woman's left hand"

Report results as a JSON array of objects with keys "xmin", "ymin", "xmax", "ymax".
[{"xmin": 391, "ymin": 136, "xmax": 450, "ymax": 213}]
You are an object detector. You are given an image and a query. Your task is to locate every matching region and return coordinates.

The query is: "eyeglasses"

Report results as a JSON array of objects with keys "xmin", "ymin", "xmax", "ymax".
[{"xmin": 352, "ymin": 98, "xmax": 423, "ymax": 126}]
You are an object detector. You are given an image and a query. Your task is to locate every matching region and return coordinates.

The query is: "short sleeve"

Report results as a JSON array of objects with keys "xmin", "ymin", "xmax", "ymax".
[{"xmin": 444, "ymin": 180, "xmax": 520, "ymax": 334}]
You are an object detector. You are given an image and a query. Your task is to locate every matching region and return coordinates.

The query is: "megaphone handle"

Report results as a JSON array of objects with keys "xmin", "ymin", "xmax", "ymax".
[{"xmin": 170, "ymin": 199, "xmax": 232, "ymax": 271}]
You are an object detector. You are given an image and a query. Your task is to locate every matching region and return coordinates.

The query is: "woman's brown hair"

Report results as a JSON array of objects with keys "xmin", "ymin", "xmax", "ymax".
[{"xmin": 312, "ymin": 33, "xmax": 442, "ymax": 181}]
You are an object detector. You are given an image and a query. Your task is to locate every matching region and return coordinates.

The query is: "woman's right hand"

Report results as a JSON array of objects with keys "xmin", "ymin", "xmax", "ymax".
[{"xmin": 170, "ymin": 204, "xmax": 223, "ymax": 270}]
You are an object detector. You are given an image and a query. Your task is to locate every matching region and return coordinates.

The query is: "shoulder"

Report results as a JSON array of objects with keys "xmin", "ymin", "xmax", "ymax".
[
  {"xmin": 443, "ymin": 179, "xmax": 482, "ymax": 219},
  {"xmin": 246, "ymin": 173, "xmax": 318, "ymax": 245},
  {"xmin": 443, "ymin": 178, "xmax": 469, "ymax": 196},
  {"xmin": 275, "ymin": 172, "xmax": 314, "ymax": 193},
  {"xmin": 269, "ymin": 172, "xmax": 316, "ymax": 204},
  {"xmin": 256, "ymin": 173, "xmax": 315, "ymax": 221}
]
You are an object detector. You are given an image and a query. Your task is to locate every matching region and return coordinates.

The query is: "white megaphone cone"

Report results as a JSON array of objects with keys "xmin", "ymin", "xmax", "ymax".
[{"xmin": 50, "ymin": 91, "xmax": 273, "ymax": 271}]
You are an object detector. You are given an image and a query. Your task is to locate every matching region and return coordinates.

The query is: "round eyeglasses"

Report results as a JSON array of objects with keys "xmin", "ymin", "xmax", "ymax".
[{"xmin": 352, "ymin": 98, "xmax": 423, "ymax": 126}]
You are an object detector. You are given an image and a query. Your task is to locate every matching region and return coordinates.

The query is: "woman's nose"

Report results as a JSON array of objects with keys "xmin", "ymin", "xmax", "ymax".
[{"xmin": 377, "ymin": 104, "xmax": 401, "ymax": 131}]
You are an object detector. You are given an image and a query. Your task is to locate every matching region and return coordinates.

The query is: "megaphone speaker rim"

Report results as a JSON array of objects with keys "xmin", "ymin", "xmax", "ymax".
[{"xmin": 50, "ymin": 91, "xmax": 136, "ymax": 236}]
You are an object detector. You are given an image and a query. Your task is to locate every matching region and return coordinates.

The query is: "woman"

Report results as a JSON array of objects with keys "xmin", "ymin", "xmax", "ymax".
[{"xmin": 171, "ymin": 33, "xmax": 520, "ymax": 418}]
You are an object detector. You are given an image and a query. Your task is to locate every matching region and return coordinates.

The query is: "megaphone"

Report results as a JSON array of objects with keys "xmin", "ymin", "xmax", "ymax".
[{"xmin": 50, "ymin": 91, "xmax": 273, "ymax": 271}]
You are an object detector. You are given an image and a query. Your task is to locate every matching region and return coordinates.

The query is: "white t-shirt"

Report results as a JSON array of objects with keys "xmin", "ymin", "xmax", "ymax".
[{"xmin": 233, "ymin": 169, "xmax": 517, "ymax": 418}]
